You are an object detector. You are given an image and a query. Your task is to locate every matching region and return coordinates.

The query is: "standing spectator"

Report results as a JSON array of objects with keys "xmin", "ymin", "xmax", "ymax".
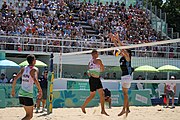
[
  {"xmin": 0, "ymin": 73, "xmax": 8, "ymax": 83},
  {"xmin": 36, "ymin": 70, "xmax": 48, "ymax": 113},
  {"xmin": 164, "ymin": 76, "xmax": 176, "ymax": 109}
]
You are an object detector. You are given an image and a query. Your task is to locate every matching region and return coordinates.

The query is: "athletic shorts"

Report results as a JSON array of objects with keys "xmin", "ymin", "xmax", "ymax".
[
  {"xmin": 166, "ymin": 91, "xmax": 175, "ymax": 98},
  {"xmin": 19, "ymin": 97, "xmax": 34, "ymax": 106},
  {"xmin": 37, "ymin": 88, "xmax": 47, "ymax": 100},
  {"xmin": 89, "ymin": 76, "xmax": 103, "ymax": 92},
  {"xmin": 42, "ymin": 88, "xmax": 47, "ymax": 99},
  {"xmin": 121, "ymin": 75, "xmax": 132, "ymax": 89}
]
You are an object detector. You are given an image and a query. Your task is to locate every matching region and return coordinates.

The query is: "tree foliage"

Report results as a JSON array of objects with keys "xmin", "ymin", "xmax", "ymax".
[
  {"xmin": 161, "ymin": 0, "xmax": 180, "ymax": 33},
  {"xmin": 148, "ymin": 0, "xmax": 180, "ymax": 33}
]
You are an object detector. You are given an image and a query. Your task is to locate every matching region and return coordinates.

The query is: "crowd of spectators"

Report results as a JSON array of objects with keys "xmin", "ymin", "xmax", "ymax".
[
  {"xmin": 0, "ymin": 0, "xmax": 88, "ymax": 52},
  {"xmin": 0, "ymin": 0, "xmax": 179, "ymax": 57},
  {"xmin": 78, "ymin": 1, "xmax": 162, "ymax": 44},
  {"xmin": 0, "ymin": 0, "xmax": 85, "ymax": 39}
]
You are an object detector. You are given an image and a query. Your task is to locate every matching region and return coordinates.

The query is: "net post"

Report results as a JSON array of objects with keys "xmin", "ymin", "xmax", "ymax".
[{"xmin": 47, "ymin": 53, "xmax": 54, "ymax": 114}]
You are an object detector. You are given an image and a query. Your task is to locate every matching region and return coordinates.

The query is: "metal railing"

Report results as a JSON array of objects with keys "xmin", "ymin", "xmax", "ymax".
[
  {"xmin": 0, "ymin": 35, "xmax": 114, "ymax": 53},
  {"xmin": 0, "ymin": 35, "xmax": 180, "ymax": 59}
]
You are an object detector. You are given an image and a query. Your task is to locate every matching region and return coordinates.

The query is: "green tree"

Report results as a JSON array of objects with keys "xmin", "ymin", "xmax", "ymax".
[
  {"xmin": 161, "ymin": 0, "xmax": 180, "ymax": 33},
  {"xmin": 148, "ymin": 0, "xmax": 180, "ymax": 33},
  {"xmin": 147, "ymin": 0, "xmax": 163, "ymax": 9}
]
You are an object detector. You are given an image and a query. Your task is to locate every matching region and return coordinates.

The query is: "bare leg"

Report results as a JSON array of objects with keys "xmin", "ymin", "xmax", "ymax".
[
  {"xmin": 42, "ymin": 99, "xmax": 46, "ymax": 109},
  {"xmin": 97, "ymin": 88, "xmax": 109, "ymax": 116},
  {"xmin": 126, "ymin": 99, "xmax": 130, "ymax": 116},
  {"xmin": 81, "ymin": 91, "xmax": 96, "ymax": 114},
  {"xmin": 35, "ymin": 99, "xmax": 41, "ymax": 113},
  {"xmin": 166, "ymin": 97, "xmax": 169, "ymax": 107},
  {"xmin": 171, "ymin": 96, "xmax": 175, "ymax": 108},
  {"xmin": 22, "ymin": 105, "xmax": 33, "ymax": 120},
  {"xmin": 118, "ymin": 87, "xmax": 129, "ymax": 116}
]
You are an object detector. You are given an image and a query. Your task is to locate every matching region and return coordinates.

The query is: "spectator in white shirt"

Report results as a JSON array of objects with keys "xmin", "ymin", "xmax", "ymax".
[
  {"xmin": 0, "ymin": 73, "xmax": 8, "ymax": 83},
  {"xmin": 164, "ymin": 76, "xmax": 176, "ymax": 109}
]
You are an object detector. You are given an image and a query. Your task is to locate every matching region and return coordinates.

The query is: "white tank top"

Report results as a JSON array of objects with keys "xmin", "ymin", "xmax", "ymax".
[
  {"xmin": 88, "ymin": 58, "xmax": 101, "ymax": 76},
  {"xmin": 19, "ymin": 66, "xmax": 38, "ymax": 98}
]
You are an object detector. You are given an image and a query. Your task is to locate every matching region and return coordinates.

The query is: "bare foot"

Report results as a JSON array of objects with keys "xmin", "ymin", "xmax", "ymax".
[
  {"xmin": 118, "ymin": 110, "xmax": 125, "ymax": 116},
  {"xmin": 81, "ymin": 107, "xmax": 86, "ymax": 114},
  {"xmin": 101, "ymin": 111, "xmax": 109, "ymax": 116},
  {"xmin": 125, "ymin": 109, "xmax": 131, "ymax": 117}
]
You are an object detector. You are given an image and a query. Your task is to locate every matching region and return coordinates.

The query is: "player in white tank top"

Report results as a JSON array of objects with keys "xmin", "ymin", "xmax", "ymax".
[
  {"xmin": 19, "ymin": 66, "xmax": 38, "ymax": 98},
  {"xmin": 81, "ymin": 49, "xmax": 109, "ymax": 116},
  {"xmin": 11, "ymin": 54, "xmax": 42, "ymax": 120},
  {"xmin": 88, "ymin": 58, "xmax": 101, "ymax": 77}
]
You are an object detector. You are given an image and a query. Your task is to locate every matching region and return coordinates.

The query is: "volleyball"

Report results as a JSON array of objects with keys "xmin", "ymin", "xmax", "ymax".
[{"xmin": 114, "ymin": 49, "xmax": 121, "ymax": 57}]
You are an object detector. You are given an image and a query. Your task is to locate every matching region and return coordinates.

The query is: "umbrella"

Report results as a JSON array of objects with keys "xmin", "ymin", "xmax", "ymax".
[
  {"xmin": 0, "ymin": 59, "xmax": 20, "ymax": 68},
  {"xmin": 135, "ymin": 65, "xmax": 158, "ymax": 80},
  {"xmin": 135, "ymin": 65, "xmax": 158, "ymax": 72},
  {"xmin": 158, "ymin": 65, "xmax": 180, "ymax": 72},
  {"xmin": 158, "ymin": 65, "xmax": 180, "ymax": 80},
  {"xmin": 19, "ymin": 60, "xmax": 47, "ymax": 67}
]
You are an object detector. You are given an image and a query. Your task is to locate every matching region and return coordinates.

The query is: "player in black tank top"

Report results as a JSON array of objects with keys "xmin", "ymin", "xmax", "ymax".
[
  {"xmin": 120, "ymin": 50, "xmax": 133, "ymax": 76},
  {"xmin": 119, "ymin": 49, "xmax": 134, "ymax": 117},
  {"xmin": 109, "ymin": 32, "xmax": 133, "ymax": 117}
]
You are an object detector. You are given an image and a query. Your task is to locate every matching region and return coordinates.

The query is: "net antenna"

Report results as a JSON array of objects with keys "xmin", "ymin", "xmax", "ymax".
[
  {"xmin": 62, "ymin": 38, "xmax": 180, "ymax": 56},
  {"xmin": 59, "ymin": 43, "xmax": 63, "ymax": 78}
]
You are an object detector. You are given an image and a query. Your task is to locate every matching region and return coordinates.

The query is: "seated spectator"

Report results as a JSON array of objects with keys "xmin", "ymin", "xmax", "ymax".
[
  {"xmin": 164, "ymin": 76, "xmax": 176, "ymax": 109},
  {"xmin": 135, "ymin": 75, "xmax": 145, "ymax": 90},
  {"xmin": 104, "ymin": 72, "xmax": 110, "ymax": 79},
  {"xmin": 152, "ymin": 75, "xmax": 159, "ymax": 91},
  {"xmin": 103, "ymin": 88, "xmax": 111, "ymax": 108},
  {"xmin": 9, "ymin": 73, "xmax": 17, "ymax": 83},
  {"xmin": 112, "ymin": 72, "xmax": 117, "ymax": 79},
  {"xmin": 82, "ymin": 72, "xmax": 89, "ymax": 79},
  {"xmin": 0, "ymin": 73, "xmax": 8, "ymax": 83}
]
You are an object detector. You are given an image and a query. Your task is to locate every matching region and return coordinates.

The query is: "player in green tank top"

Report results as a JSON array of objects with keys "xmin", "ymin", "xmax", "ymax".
[{"xmin": 11, "ymin": 54, "xmax": 42, "ymax": 120}]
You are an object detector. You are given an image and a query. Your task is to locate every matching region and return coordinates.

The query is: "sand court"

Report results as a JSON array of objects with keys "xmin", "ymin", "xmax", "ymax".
[{"xmin": 0, "ymin": 106, "xmax": 180, "ymax": 120}]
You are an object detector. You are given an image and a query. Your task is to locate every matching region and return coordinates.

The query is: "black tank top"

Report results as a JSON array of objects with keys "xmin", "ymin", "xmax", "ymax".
[{"xmin": 120, "ymin": 56, "xmax": 132, "ymax": 76}]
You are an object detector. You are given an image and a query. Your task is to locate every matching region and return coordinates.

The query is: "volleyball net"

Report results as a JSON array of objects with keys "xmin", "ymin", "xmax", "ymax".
[
  {"xmin": 59, "ymin": 38, "xmax": 180, "ymax": 81},
  {"xmin": 52, "ymin": 38, "xmax": 180, "ymax": 95},
  {"xmin": 51, "ymin": 38, "xmax": 180, "ymax": 106}
]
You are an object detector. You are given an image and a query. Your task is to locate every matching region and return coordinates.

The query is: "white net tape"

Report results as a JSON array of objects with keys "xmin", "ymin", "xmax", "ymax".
[
  {"xmin": 60, "ymin": 78, "xmax": 180, "ymax": 83},
  {"xmin": 62, "ymin": 38, "xmax": 180, "ymax": 56}
]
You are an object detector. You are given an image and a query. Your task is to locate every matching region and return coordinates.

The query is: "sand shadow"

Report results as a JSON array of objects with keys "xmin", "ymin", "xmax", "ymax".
[{"xmin": 37, "ymin": 113, "xmax": 51, "ymax": 117}]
